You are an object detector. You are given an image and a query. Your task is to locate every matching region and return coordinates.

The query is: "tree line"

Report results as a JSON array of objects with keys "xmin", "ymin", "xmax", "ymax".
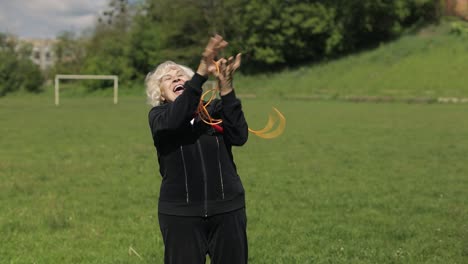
[
  {"xmin": 0, "ymin": 34, "xmax": 44, "ymax": 96},
  {"xmin": 1, "ymin": 0, "xmax": 441, "ymax": 95}
]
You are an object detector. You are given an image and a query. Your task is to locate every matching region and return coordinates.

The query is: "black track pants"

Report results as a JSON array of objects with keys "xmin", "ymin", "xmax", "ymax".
[{"xmin": 158, "ymin": 208, "xmax": 248, "ymax": 264}]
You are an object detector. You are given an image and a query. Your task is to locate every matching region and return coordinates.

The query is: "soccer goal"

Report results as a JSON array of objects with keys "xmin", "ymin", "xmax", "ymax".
[{"xmin": 54, "ymin": 74, "xmax": 119, "ymax": 105}]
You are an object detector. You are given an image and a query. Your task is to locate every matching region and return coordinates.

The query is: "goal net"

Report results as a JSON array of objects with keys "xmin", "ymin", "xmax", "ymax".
[{"xmin": 54, "ymin": 75, "xmax": 119, "ymax": 105}]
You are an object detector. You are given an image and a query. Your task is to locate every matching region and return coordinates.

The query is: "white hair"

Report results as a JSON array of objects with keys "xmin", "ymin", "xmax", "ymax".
[{"xmin": 145, "ymin": 61, "xmax": 195, "ymax": 107}]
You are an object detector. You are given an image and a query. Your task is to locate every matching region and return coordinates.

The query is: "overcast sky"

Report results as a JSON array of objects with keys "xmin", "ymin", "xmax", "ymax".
[{"xmin": 0, "ymin": 0, "xmax": 109, "ymax": 39}]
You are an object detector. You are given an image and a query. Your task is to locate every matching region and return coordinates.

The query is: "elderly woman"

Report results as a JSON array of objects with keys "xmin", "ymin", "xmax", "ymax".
[{"xmin": 145, "ymin": 35, "xmax": 248, "ymax": 264}]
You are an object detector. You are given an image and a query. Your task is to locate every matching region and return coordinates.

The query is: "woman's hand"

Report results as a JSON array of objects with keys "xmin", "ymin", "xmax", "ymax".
[
  {"xmin": 216, "ymin": 53, "xmax": 242, "ymax": 96},
  {"xmin": 197, "ymin": 35, "xmax": 228, "ymax": 77}
]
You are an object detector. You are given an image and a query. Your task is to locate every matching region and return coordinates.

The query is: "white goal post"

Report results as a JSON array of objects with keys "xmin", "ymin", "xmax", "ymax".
[{"xmin": 54, "ymin": 75, "xmax": 119, "ymax": 105}]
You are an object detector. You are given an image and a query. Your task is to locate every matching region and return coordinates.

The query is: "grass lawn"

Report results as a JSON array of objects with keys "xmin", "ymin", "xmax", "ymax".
[{"xmin": 1, "ymin": 96, "xmax": 467, "ymax": 263}]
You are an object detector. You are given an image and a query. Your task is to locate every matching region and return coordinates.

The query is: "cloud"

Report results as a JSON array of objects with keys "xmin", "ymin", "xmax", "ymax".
[{"xmin": 0, "ymin": 0, "xmax": 108, "ymax": 39}]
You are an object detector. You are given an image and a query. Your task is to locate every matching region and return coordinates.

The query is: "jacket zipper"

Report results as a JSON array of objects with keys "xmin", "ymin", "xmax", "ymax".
[
  {"xmin": 215, "ymin": 137, "xmax": 225, "ymax": 199},
  {"xmin": 196, "ymin": 140, "xmax": 208, "ymax": 217},
  {"xmin": 180, "ymin": 146, "xmax": 189, "ymax": 204}
]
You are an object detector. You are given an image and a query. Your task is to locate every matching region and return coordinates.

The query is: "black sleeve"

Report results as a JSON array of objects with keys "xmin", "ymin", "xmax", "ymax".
[
  {"xmin": 148, "ymin": 73, "xmax": 207, "ymax": 133},
  {"xmin": 216, "ymin": 90, "xmax": 249, "ymax": 146}
]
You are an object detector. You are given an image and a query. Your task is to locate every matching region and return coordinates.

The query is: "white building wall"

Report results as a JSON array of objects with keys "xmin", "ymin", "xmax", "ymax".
[{"xmin": 23, "ymin": 38, "xmax": 56, "ymax": 70}]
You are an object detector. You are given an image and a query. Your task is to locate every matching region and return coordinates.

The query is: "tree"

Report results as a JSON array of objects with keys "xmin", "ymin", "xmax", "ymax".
[
  {"xmin": 235, "ymin": 0, "xmax": 441, "ymax": 70},
  {"xmin": 49, "ymin": 0, "xmax": 443, "ymax": 88},
  {"xmin": 128, "ymin": 5, "xmax": 163, "ymax": 78},
  {"xmin": 233, "ymin": 0, "xmax": 341, "ymax": 70},
  {"xmin": 326, "ymin": 0, "xmax": 441, "ymax": 51},
  {"xmin": 0, "ymin": 33, "xmax": 44, "ymax": 96},
  {"xmin": 79, "ymin": 0, "xmax": 136, "ymax": 89},
  {"xmin": 52, "ymin": 31, "xmax": 87, "ymax": 75},
  {"xmin": 128, "ymin": 0, "xmax": 247, "ymax": 79}
]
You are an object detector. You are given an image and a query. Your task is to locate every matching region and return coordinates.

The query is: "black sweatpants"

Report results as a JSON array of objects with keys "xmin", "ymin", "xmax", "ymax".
[{"xmin": 158, "ymin": 208, "xmax": 248, "ymax": 264}]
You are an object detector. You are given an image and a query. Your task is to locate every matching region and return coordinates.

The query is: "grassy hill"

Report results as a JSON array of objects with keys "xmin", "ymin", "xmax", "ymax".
[
  {"xmin": 235, "ymin": 18, "xmax": 468, "ymax": 101},
  {"xmin": 17, "ymin": 18, "xmax": 468, "ymax": 103}
]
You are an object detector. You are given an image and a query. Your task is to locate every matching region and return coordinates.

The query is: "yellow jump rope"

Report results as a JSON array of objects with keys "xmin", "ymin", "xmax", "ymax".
[{"xmin": 196, "ymin": 62, "xmax": 286, "ymax": 139}]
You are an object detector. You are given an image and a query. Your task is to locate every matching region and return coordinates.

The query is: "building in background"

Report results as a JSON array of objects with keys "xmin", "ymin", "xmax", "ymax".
[
  {"xmin": 20, "ymin": 38, "xmax": 56, "ymax": 71},
  {"xmin": 445, "ymin": 0, "xmax": 468, "ymax": 20}
]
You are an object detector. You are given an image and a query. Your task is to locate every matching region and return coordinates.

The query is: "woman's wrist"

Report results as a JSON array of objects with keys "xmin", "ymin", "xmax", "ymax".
[
  {"xmin": 218, "ymin": 79, "xmax": 233, "ymax": 96},
  {"xmin": 196, "ymin": 61, "xmax": 209, "ymax": 77},
  {"xmin": 220, "ymin": 87, "xmax": 233, "ymax": 96}
]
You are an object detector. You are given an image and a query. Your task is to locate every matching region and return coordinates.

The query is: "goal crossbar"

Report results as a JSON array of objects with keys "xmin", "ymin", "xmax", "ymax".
[{"xmin": 54, "ymin": 74, "xmax": 119, "ymax": 105}]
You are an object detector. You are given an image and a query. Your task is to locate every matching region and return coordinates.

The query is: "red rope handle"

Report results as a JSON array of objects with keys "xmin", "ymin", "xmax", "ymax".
[
  {"xmin": 195, "ymin": 60, "xmax": 286, "ymax": 138},
  {"xmin": 196, "ymin": 61, "xmax": 223, "ymax": 125}
]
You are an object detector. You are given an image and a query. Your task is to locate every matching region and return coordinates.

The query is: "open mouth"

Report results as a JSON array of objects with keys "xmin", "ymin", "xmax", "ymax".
[{"xmin": 173, "ymin": 84, "xmax": 185, "ymax": 94}]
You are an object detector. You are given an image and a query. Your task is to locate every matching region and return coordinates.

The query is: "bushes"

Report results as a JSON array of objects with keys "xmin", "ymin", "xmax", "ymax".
[
  {"xmin": 236, "ymin": 0, "xmax": 442, "ymax": 69},
  {"xmin": 0, "ymin": 33, "xmax": 44, "ymax": 97},
  {"xmin": 0, "ymin": 1, "xmax": 444, "ymax": 96},
  {"xmin": 46, "ymin": 0, "xmax": 444, "ymax": 93},
  {"xmin": 129, "ymin": 0, "xmax": 441, "ymax": 72},
  {"xmin": 51, "ymin": 0, "xmax": 444, "ymax": 89}
]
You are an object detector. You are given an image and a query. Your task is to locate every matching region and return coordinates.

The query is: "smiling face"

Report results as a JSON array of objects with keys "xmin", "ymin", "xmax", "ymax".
[{"xmin": 159, "ymin": 67, "xmax": 190, "ymax": 103}]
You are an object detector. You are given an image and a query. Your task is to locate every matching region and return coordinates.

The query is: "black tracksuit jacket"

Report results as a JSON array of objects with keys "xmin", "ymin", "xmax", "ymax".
[{"xmin": 148, "ymin": 73, "xmax": 248, "ymax": 217}]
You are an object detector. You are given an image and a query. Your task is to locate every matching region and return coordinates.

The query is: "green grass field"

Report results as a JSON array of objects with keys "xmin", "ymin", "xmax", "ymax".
[{"xmin": 1, "ymin": 96, "xmax": 467, "ymax": 263}]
